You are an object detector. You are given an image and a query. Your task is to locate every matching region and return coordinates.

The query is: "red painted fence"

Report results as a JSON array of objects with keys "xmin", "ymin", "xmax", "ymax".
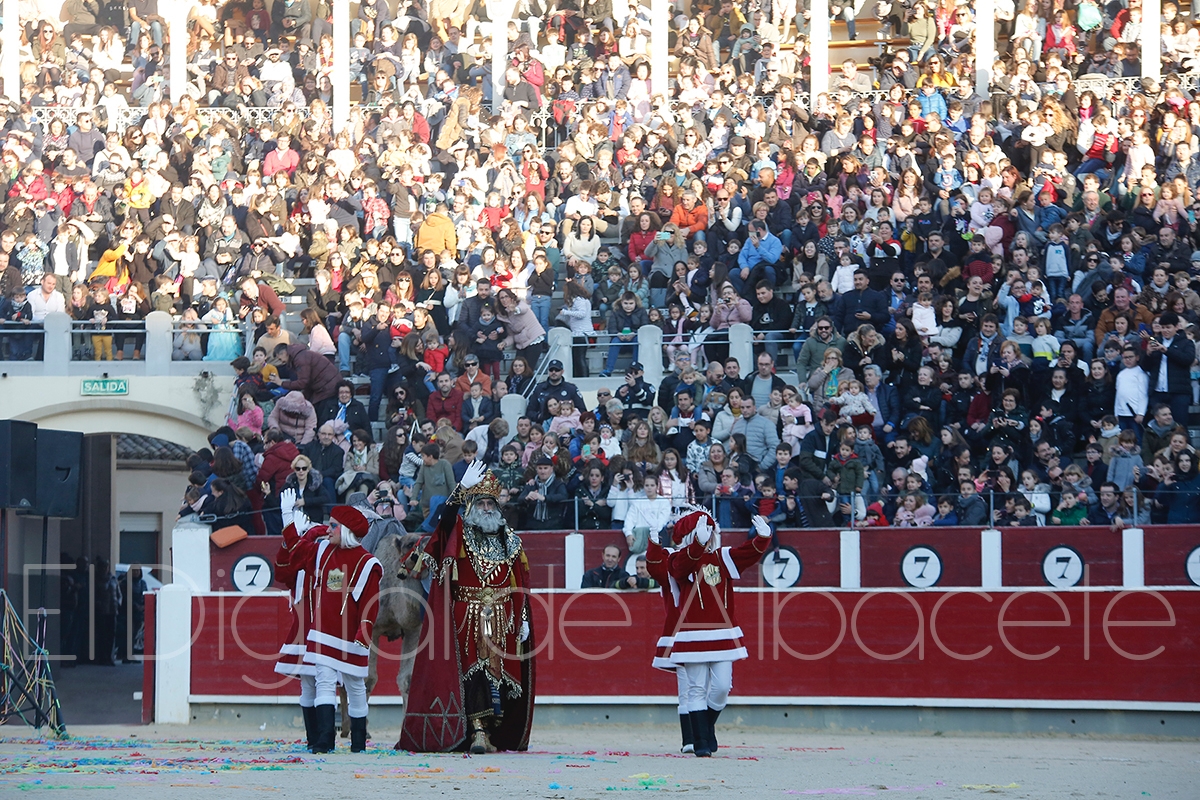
[{"xmin": 174, "ymin": 588, "xmax": 1200, "ymax": 708}]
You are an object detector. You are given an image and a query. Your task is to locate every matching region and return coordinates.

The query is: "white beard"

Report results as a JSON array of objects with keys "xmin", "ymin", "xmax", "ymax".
[{"xmin": 464, "ymin": 503, "xmax": 505, "ymax": 534}]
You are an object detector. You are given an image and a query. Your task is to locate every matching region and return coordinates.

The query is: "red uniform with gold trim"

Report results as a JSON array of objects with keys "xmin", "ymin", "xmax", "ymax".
[
  {"xmin": 665, "ymin": 535, "xmax": 771, "ymax": 663},
  {"xmin": 645, "ymin": 541, "xmax": 682, "ymax": 672},
  {"xmin": 274, "ymin": 522, "xmax": 326, "ymax": 677},
  {"xmin": 299, "ymin": 536, "xmax": 382, "ymax": 678}
]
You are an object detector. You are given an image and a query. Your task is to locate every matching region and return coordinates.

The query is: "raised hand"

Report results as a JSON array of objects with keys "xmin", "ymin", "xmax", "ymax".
[
  {"xmin": 751, "ymin": 515, "xmax": 773, "ymax": 538},
  {"xmin": 280, "ymin": 488, "xmax": 297, "ymax": 526},
  {"xmin": 462, "ymin": 460, "xmax": 488, "ymax": 489}
]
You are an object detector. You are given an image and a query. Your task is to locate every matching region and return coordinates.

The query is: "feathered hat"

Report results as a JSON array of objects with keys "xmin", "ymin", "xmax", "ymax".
[{"xmin": 670, "ymin": 504, "xmax": 721, "ymax": 549}]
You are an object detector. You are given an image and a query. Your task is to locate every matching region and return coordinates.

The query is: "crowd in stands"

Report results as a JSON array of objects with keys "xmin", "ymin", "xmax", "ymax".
[{"xmin": 6, "ymin": 0, "xmax": 1200, "ymax": 542}]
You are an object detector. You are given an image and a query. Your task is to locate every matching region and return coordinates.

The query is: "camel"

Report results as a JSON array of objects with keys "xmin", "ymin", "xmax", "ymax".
[{"xmin": 339, "ymin": 531, "xmax": 428, "ymax": 737}]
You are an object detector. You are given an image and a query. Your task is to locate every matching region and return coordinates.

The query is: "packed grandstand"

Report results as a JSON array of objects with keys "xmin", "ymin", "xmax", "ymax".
[{"xmin": 2, "ymin": 0, "xmax": 1198, "ymax": 540}]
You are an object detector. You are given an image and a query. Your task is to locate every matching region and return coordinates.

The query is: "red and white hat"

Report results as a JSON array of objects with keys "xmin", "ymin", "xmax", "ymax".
[
  {"xmin": 330, "ymin": 505, "xmax": 370, "ymax": 537},
  {"xmin": 670, "ymin": 507, "xmax": 720, "ymax": 549}
]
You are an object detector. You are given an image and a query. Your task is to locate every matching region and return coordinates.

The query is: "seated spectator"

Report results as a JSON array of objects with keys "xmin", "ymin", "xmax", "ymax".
[{"xmin": 580, "ymin": 545, "xmax": 630, "ymax": 589}]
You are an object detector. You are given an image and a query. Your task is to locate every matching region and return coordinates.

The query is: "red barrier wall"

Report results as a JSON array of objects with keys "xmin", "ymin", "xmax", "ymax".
[
  {"xmin": 208, "ymin": 526, "xmax": 1200, "ymax": 591},
  {"xmin": 1145, "ymin": 526, "xmax": 1200, "ymax": 586},
  {"xmin": 184, "ymin": 588, "xmax": 1200, "ymax": 706},
  {"xmin": 1002, "ymin": 526, "xmax": 1123, "ymax": 587}
]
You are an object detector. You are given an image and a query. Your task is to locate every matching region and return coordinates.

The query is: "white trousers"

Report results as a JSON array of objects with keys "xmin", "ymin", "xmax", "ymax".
[
  {"xmin": 314, "ymin": 664, "xmax": 368, "ymax": 718},
  {"xmin": 298, "ymin": 673, "xmax": 316, "ymax": 708},
  {"xmin": 680, "ymin": 661, "xmax": 733, "ymax": 712}
]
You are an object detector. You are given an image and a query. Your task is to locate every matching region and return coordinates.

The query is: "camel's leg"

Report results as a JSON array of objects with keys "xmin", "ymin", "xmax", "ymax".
[{"xmin": 396, "ymin": 624, "xmax": 420, "ymax": 703}]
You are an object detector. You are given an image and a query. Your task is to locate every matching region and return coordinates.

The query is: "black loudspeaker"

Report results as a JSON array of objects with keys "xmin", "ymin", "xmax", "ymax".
[
  {"xmin": 33, "ymin": 430, "xmax": 83, "ymax": 518},
  {"xmin": 0, "ymin": 421, "xmax": 38, "ymax": 510}
]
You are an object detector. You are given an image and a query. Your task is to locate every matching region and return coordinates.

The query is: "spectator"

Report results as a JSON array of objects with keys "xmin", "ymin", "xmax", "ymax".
[
  {"xmin": 267, "ymin": 390, "xmax": 318, "ymax": 445},
  {"xmin": 518, "ymin": 456, "xmax": 569, "ymax": 530},
  {"xmin": 315, "ymin": 380, "xmax": 369, "ymax": 432},
  {"xmin": 621, "ymin": 472, "xmax": 673, "ymax": 554},
  {"xmin": 580, "ymin": 545, "xmax": 630, "ymax": 589}
]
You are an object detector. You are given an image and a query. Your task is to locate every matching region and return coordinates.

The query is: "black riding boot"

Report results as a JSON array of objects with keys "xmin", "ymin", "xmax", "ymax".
[
  {"xmin": 707, "ymin": 707, "xmax": 722, "ymax": 752},
  {"xmin": 689, "ymin": 710, "xmax": 711, "ymax": 757},
  {"xmin": 680, "ymin": 712, "xmax": 694, "ymax": 754},
  {"xmin": 350, "ymin": 716, "xmax": 368, "ymax": 753},
  {"xmin": 301, "ymin": 706, "xmax": 318, "ymax": 752},
  {"xmin": 312, "ymin": 704, "xmax": 336, "ymax": 754}
]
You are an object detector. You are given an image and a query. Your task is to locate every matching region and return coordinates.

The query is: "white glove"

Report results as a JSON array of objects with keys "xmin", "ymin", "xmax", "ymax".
[
  {"xmin": 461, "ymin": 460, "xmax": 488, "ymax": 489},
  {"xmin": 293, "ymin": 510, "xmax": 313, "ymax": 535},
  {"xmin": 280, "ymin": 488, "xmax": 297, "ymax": 527},
  {"xmin": 694, "ymin": 515, "xmax": 712, "ymax": 546},
  {"xmin": 520, "ymin": 620, "xmax": 530, "ymax": 643},
  {"xmin": 752, "ymin": 515, "xmax": 773, "ymax": 539}
]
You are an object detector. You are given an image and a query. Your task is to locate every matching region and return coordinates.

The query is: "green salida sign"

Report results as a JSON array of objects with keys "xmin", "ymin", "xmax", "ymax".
[{"xmin": 81, "ymin": 378, "xmax": 129, "ymax": 396}]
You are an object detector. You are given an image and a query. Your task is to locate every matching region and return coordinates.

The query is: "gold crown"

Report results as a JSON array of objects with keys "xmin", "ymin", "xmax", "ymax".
[{"xmin": 463, "ymin": 470, "xmax": 502, "ymax": 501}]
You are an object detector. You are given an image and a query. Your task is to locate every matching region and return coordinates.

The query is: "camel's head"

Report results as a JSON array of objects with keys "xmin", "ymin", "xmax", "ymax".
[{"xmin": 393, "ymin": 533, "xmax": 430, "ymax": 580}]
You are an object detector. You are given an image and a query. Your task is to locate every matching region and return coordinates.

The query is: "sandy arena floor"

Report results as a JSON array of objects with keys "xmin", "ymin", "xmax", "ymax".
[{"xmin": 0, "ymin": 724, "xmax": 1194, "ymax": 798}]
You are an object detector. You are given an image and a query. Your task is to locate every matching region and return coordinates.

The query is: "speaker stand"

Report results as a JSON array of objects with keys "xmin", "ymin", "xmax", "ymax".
[{"xmin": 0, "ymin": 591, "xmax": 66, "ymax": 737}]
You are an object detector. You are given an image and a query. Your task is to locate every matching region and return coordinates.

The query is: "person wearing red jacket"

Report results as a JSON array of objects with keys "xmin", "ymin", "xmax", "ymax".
[
  {"xmin": 280, "ymin": 492, "xmax": 382, "ymax": 754},
  {"xmin": 274, "ymin": 500, "xmax": 321, "ymax": 751},
  {"xmin": 255, "ymin": 429, "xmax": 301, "ymax": 535},
  {"xmin": 426, "ymin": 371, "xmax": 465, "ymax": 431},
  {"xmin": 665, "ymin": 508, "xmax": 772, "ymax": 757},
  {"xmin": 628, "ymin": 213, "xmax": 658, "ymax": 264},
  {"xmin": 645, "ymin": 538, "xmax": 693, "ymax": 754}
]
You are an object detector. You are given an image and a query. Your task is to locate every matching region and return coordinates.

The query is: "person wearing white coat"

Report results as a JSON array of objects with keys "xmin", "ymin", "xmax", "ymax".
[{"xmin": 556, "ymin": 281, "xmax": 595, "ymax": 377}]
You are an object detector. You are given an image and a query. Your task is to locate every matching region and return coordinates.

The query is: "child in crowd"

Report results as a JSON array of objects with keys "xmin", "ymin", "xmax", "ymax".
[
  {"xmin": 830, "ymin": 379, "xmax": 876, "ymax": 423},
  {"xmin": 931, "ymin": 496, "xmax": 959, "ymax": 526},
  {"xmin": 827, "ymin": 438, "xmax": 866, "ymax": 522},
  {"xmin": 1051, "ymin": 491, "xmax": 1089, "ymax": 526}
]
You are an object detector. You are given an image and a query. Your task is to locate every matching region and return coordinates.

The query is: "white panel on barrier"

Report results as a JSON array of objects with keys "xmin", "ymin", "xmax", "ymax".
[
  {"xmin": 839, "ymin": 530, "xmax": 860, "ymax": 589},
  {"xmin": 564, "ymin": 533, "xmax": 585, "ymax": 590},
  {"xmin": 1123, "ymin": 527, "xmax": 1145, "ymax": 588},
  {"xmin": 171, "ymin": 520, "xmax": 212, "ymax": 592},
  {"xmin": 981, "ymin": 529, "xmax": 1003, "ymax": 589},
  {"xmin": 155, "ymin": 584, "xmax": 193, "ymax": 724}
]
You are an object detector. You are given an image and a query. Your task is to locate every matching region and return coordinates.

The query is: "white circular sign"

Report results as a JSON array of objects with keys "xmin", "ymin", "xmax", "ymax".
[
  {"xmin": 231, "ymin": 554, "xmax": 274, "ymax": 593},
  {"xmin": 900, "ymin": 546, "xmax": 943, "ymax": 588},
  {"xmin": 1042, "ymin": 546, "xmax": 1084, "ymax": 588},
  {"xmin": 760, "ymin": 546, "xmax": 803, "ymax": 588},
  {"xmin": 1186, "ymin": 546, "xmax": 1200, "ymax": 587}
]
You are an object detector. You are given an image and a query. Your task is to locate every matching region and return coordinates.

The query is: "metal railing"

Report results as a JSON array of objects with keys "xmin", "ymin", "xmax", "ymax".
[
  {"xmin": 69, "ymin": 320, "xmax": 147, "ymax": 361},
  {"xmin": 0, "ymin": 323, "xmax": 49, "ymax": 361}
]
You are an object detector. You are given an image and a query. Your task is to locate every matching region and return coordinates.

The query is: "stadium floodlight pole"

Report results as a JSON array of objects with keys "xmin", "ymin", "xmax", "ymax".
[
  {"xmin": 1, "ymin": 0, "xmax": 19, "ymax": 102},
  {"xmin": 973, "ymin": 0, "xmax": 995, "ymax": 95},
  {"xmin": 651, "ymin": 0, "xmax": 668, "ymax": 105},
  {"xmin": 491, "ymin": 0, "xmax": 519, "ymax": 113},
  {"xmin": 1142, "ymin": 0, "xmax": 1161, "ymax": 83},
  {"xmin": 809, "ymin": 0, "xmax": 829, "ymax": 115},
  {"xmin": 334, "ymin": 0, "xmax": 350, "ymax": 132},
  {"xmin": 168, "ymin": 3, "xmax": 196, "ymax": 105}
]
